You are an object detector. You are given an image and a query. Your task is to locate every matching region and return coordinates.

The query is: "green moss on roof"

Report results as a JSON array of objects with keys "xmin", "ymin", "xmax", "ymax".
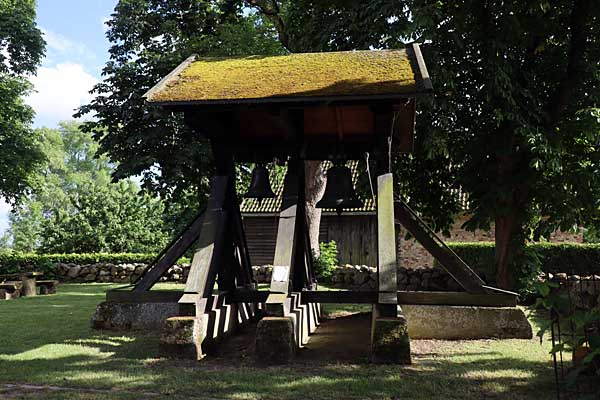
[{"xmin": 147, "ymin": 49, "xmax": 419, "ymax": 103}]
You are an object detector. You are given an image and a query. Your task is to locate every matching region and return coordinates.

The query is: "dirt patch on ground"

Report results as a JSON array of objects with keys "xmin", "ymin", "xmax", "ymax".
[{"xmin": 160, "ymin": 311, "xmax": 468, "ymax": 369}]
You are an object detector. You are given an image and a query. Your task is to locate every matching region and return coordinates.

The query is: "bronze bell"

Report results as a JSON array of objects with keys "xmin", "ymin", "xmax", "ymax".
[
  {"xmin": 245, "ymin": 164, "xmax": 275, "ymax": 199},
  {"xmin": 316, "ymin": 163, "xmax": 363, "ymax": 214}
]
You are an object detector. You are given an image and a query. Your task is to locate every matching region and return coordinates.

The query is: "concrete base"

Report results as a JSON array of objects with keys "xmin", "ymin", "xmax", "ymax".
[
  {"xmin": 258, "ymin": 293, "xmax": 321, "ymax": 363},
  {"xmin": 371, "ymin": 312, "xmax": 411, "ymax": 364},
  {"xmin": 255, "ymin": 317, "xmax": 295, "ymax": 364},
  {"xmin": 91, "ymin": 301, "xmax": 179, "ymax": 331},
  {"xmin": 158, "ymin": 297, "xmax": 261, "ymax": 360},
  {"xmin": 159, "ymin": 316, "xmax": 206, "ymax": 360},
  {"xmin": 403, "ymin": 305, "xmax": 533, "ymax": 339}
]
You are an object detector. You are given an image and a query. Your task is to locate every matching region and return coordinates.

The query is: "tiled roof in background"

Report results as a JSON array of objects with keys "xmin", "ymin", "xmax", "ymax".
[{"xmin": 241, "ymin": 161, "xmax": 375, "ymax": 214}]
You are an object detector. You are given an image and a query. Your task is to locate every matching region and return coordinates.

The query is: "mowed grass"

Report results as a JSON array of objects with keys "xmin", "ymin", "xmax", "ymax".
[{"xmin": 0, "ymin": 284, "xmax": 556, "ymax": 400}]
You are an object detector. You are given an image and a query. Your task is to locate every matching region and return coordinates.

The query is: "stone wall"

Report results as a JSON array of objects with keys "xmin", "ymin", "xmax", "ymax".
[
  {"xmin": 330, "ymin": 265, "xmax": 462, "ymax": 291},
  {"xmin": 547, "ymin": 272, "xmax": 600, "ymax": 310},
  {"xmin": 53, "ymin": 262, "xmax": 461, "ymax": 291},
  {"xmin": 56, "ymin": 262, "xmax": 190, "ymax": 284},
  {"xmin": 398, "ymin": 214, "xmax": 583, "ymax": 269},
  {"xmin": 56, "ymin": 263, "xmax": 277, "ymax": 285}
]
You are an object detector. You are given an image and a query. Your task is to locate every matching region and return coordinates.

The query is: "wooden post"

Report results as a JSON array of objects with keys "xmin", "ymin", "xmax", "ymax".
[
  {"xmin": 268, "ymin": 159, "xmax": 303, "ymax": 299},
  {"xmin": 375, "ymin": 173, "xmax": 398, "ymax": 316},
  {"xmin": 179, "ymin": 175, "xmax": 231, "ymax": 314},
  {"xmin": 371, "ymin": 173, "xmax": 411, "ymax": 363}
]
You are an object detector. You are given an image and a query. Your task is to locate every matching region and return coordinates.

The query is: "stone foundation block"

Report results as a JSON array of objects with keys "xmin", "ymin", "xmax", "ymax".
[
  {"xmin": 91, "ymin": 301, "xmax": 179, "ymax": 331},
  {"xmin": 402, "ymin": 305, "xmax": 533, "ymax": 339},
  {"xmin": 371, "ymin": 316, "xmax": 412, "ymax": 364},
  {"xmin": 159, "ymin": 316, "xmax": 207, "ymax": 360},
  {"xmin": 255, "ymin": 317, "xmax": 295, "ymax": 364}
]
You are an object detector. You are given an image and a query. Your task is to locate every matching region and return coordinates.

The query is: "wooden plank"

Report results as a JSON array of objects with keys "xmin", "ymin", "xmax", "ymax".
[
  {"xmin": 396, "ymin": 290, "xmax": 517, "ymax": 307},
  {"xmin": 230, "ymin": 289, "xmax": 270, "ymax": 303},
  {"xmin": 269, "ymin": 163, "xmax": 300, "ymax": 294},
  {"xmin": 143, "ymin": 54, "xmax": 197, "ymax": 99},
  {"xmin": 232, "ymin": 197, "xmax": 254, "ymax": 287},
  {"xmin": 377, "ymin": 173, "xmax": 398, "ymax": 307},
  {"xmin": 182, "ymin": 176, "xmax": 230, "ymax": 301},
  {"xmin": 106, "ymin": 290, "xmax": 182, "ymax": 303},
  {"xmin": 300, "ymin": 290, "xmax": 517, "ymax": 307},
  {"xmin": 108, "ymin": 288, "xmax": 516, "ymax": 307},
  {"xmin": 134, "ymin": 210, "xmax": 206, "ymax": 291},
  {"xmin": 411, "ymin": 43, "xmax": 433, "ymax": 91},
  {"xmin": 394, "ymin": 200, "xmax": 488, "ymax": 294}
]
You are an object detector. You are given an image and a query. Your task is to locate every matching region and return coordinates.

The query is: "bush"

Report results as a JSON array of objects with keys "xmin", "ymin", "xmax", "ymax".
[
  {"xmin": 313, "ymin": 241, "xmax": 338, "ymax": 283},
  {"xmin": 0, "ymin": 251, "xmax": 176, "ymax": 278},
  {"xmin": 444, "ymin": 242, "xmax": 600, "ymax": 296}
]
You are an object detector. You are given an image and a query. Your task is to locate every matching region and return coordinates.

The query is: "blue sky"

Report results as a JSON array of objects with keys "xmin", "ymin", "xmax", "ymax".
[{"xmin": 0, "ymin": 0, "xmax": 118, "ymax": 235}]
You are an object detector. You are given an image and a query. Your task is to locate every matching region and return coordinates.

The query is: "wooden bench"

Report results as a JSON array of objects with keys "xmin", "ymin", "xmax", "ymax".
[
  {"xmin": 0, "ymin": 281, "xmax": 23, "ymax": 300},
  {"xmin": 0, "ymin": 272, "xmax": 44, "ymax": 297},
  {"xmin": 36, "ymin": 280, "xmax": 59, "ymax": 295}
]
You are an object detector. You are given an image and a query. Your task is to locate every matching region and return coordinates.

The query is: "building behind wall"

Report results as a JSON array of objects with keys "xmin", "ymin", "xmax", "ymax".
[{"xmin": 241, "ymin": 163, "xmax": 583, "ymax": 268}]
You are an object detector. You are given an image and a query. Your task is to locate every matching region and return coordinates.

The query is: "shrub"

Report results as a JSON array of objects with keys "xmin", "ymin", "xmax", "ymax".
[
  {"xmin": 443, "ymin": 242, "xmax": 600, "ymax": 296},
  {"xmin": 313, "ymin": 241, "xmax": 338, "ymax": 283}
]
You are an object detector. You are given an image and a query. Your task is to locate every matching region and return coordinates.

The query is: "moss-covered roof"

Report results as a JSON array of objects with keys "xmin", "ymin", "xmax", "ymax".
[{"xmin": 145, "ymin": 47, "xmax": 430, "ymax": 105}]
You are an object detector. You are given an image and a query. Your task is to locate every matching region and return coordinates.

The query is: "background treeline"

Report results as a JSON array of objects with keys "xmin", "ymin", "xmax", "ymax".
[{"xmin": 0, "ymin": 122, "xmax": 170, "ymax": 253}]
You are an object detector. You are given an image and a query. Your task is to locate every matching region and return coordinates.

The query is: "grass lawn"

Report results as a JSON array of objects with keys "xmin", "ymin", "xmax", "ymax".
[{"xmin": 0, "ymin": 284, "xmax": 556, "ymax": 399}]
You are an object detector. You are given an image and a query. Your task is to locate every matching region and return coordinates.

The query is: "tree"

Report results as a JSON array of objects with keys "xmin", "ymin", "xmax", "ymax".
[
  {"xmin": 40, "ymin": 180, "xmax": 168, "ymax": 253},
  {"xmin": 76, "ymin": 1, "xmax": 286, "ymax": 232},
  {"xmin": 7, "ymin": 121, "xmax": 169, "ymax": 253},
  {"xmin": 269, "ymin": 0, "xmax": 600, "ymax": 289},
  {"xmin": 0, "ymin": 0, "xmax": 46, "ymax": 202},
  {"xmin": 407, "ymin": 0, "xmax": 600, "ymax": 289}
]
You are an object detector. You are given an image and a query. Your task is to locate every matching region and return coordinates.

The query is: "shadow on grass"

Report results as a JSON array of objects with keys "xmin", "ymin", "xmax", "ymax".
[{"xmin": 0, "ymin": 284, "xmax": 556, "ymax": 400}]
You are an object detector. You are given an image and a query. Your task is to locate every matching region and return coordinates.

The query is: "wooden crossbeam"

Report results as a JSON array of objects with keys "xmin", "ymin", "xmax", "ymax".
[
  {"xmin": 229, "ymin": 290, "xmax": 516, "ymax": 307},
  {"xmin": 111, "ymin": 289, "xmax": 516, "ymax": 308},
  {"xmin": 107, "ymin": 290, "xmax": 183, "ymax": 303},
  {"xmin": 301, "ymin": 290, "xmax": 516, "ymax": 307},
  {"xmin": 394, "ymin": 200, "xmax": 487, "ymax": 294}
]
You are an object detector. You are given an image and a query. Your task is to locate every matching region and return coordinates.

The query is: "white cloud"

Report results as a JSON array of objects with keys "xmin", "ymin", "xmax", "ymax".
[
  {"xmin": 41, "ymin": 28, "xmax": 96, "ymax": 62},
  {"xmin": 26, "ymin": 63, "xmax": 98, "ymax": 126}
]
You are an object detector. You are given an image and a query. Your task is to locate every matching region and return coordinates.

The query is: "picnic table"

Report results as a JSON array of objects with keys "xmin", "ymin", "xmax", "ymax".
[{"xmin": 0, "ymin": 272, "xmax": 44, "ymax": 297}]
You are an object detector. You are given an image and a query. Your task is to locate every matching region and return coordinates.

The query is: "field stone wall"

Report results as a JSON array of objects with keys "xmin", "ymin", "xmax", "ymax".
[{"xmin": 55, "ymin": 262, "xmax": 462, "ymax": 291}]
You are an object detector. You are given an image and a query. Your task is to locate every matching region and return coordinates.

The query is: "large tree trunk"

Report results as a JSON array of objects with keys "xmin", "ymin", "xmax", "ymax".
[
  {"xmin": 494, "ymin": 128, "xmax": 530, "ymax": 291},
  {"xmin": 494, "ymin": 213, "xmax": 520, "ymax": 290},
  {"xmin": 304, "ymin": 160, "xmax": 327, "ymax": 257}
]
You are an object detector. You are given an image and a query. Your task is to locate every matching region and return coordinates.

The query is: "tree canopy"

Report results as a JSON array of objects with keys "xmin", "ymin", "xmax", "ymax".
[
  {"xmin": 277, "ymin": 0, "xmax": 600, "ymax": 288},
  {"xmin": 76, "ymin": 1, "xmax": 285, "ymax": 228},
  {"xmin": 0, "ymin": 0, "xmax": 46, "ymax": 202},
  {"xmin": 78, "ymin": 0, "xmax": 600, "ymax": 289},
  {"xmin": 6, "ymin": 122, "xmax": 169, "ymax": 253}
]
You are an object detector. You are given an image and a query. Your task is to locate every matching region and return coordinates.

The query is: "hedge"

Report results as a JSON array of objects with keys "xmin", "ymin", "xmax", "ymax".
[
  {"xmin": 0, "ymin": 252, "xmax": 163, "ymax": 277},
  {"xmin": 445, "ymin": 242, "xmax": 600, "ymax": 287}
]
